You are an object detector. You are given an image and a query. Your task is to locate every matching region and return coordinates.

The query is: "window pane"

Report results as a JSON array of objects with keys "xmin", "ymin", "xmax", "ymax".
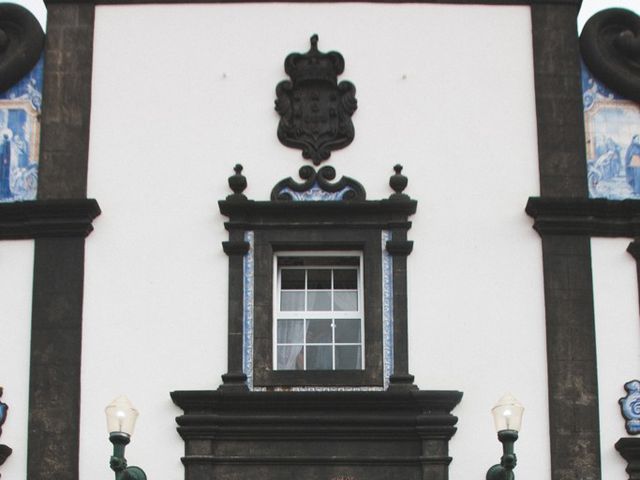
[
  {"xmin": 335, "ymin": 319, "xmax": 361, "ymax": 343},
  {"xmin": 307, "ymin": 269, "xmax": 331, "ymax": 289},
  {"xmin": 306, "ymin": 345, "xmax": 332, "ymax": 370},
  {"xmin": 281, "ymin": 269, "xmax": 305, "ymax": 289},
  {"xmin": 277, "ymin": 319, "xmax": 304, "ymax": 343},
  {"xmin": 277, "ymin": 345, "xmax": 304, "ymax": 370},
  {"xmin": 334, "ymin": 269, "xmax": 357, "ymax": 289},
  {"xmin": 333, "ymin": 291, "xmax": 358, "ymax": 311},
  {"xmin": 307, "ymin": 291, "xmax": 331, "ymax": 311},
  {"xmin": 335, "ymin": 345, "xmax": 362, "ymax": 369},
  {"xmin": 306, "ymin": 319, "xmax": 332, "ymax": 343},
  {"xmin": 281, "ymin": 291, "xmax": 304, "ymax": 311}
]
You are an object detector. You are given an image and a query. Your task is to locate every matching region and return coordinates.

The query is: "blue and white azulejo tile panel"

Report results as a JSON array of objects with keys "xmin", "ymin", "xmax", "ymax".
[
  {"xmin": 583, "ymin": 62, "xmax": 640, "ymax": 200},
  {"xmin": 0, "ymin": 56, "xmax": 43, "ymax": 202},
  {"xmin": 243, "ymin": 231, "xmax": 255, "ymax": 390},
  {"xmin": 381, "ymin": 230, "xmax": 394, "ymax": 391}
]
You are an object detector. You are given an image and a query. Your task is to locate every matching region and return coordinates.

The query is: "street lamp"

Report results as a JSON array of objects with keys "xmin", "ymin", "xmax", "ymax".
[
  {"xmin": 105, "ymin": 396, "xmax": 147, "ymax": 480},
  {"xmin": 486, "ymin": 393, "xmax": 524, "ymax": 480}
]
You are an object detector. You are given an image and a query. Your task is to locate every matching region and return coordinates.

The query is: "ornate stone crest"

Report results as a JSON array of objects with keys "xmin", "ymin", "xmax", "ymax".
[
  {"xmin": 275, "ymin": 35, "xmax": 357, "ymax": 165},
  {"xmin": 620, "ymin": 379, "xmax": 640, "ymax": 434}
]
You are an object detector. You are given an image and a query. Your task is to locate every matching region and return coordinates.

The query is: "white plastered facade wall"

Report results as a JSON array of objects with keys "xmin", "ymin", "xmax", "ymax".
[
  {"xmin": 84, "ymin": 4, "xmax": 549, "ymax": 480},
  {"xmin": 592, "ymin": 238, "xmax": 640, "ymax": 479},
  {"xmin": 0, "ymin": 241, "xmax": 33, "ymax": 480}
]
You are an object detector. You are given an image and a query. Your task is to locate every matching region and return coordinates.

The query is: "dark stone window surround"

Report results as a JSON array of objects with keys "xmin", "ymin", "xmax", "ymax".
[
  {"xmin": 25, "ymin": 0, "xmax": 590, "ymax": 479},
  {"xmin": 218, "ymin": 199, "xmax": 417, "ymax": 389}
]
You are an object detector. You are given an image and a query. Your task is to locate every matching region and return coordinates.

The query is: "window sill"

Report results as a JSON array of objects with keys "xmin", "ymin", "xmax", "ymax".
[{"xmin": 254, "ymin": 369, "xmax": 382, "ymax": 388}]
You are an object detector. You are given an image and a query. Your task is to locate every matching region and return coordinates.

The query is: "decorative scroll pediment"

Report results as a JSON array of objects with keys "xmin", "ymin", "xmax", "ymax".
[
  {"xmin": 275, "ymin": 35, "xmax": 357, "ymax": 165},
  {"xmin": 271, "ymin": 165, "xmax": 365, "ymax": 201},
  {"xmin": 581, "ymin": 8, "xmax": 640, "ymax": 102}
]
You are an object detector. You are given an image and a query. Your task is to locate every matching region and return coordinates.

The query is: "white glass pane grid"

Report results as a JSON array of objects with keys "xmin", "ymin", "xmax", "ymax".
[{"xmin": 275, "ymin": 260, "xmax": 364, "ymax": 371}]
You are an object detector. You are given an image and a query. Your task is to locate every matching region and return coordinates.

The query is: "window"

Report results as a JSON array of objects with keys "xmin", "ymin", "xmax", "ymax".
[{"xmin": 274, "ymin": 253, "xmax": 364, "ymax": 371}]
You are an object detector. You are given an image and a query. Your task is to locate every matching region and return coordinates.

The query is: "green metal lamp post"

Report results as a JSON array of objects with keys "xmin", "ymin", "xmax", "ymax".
[
  {"xmin": 486, "ymin": 394, "xmax": 524, "ymax": 480},
  {"xmin": 105, "ymin": 396, "xmax": 147, "ymax": 480}
]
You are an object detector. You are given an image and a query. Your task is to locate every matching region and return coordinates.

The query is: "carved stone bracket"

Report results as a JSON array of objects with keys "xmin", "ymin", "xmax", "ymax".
[
  {"xmin": 580, "ymin": 8, "xmax": 640, "ymax": 103},
  {"xmin": 275, "ymin": 35, "xmax": 357, "ymax": 165},
  {"xmin": 271, "ymin": 165, "xmax": 366, "ymax": 201}
]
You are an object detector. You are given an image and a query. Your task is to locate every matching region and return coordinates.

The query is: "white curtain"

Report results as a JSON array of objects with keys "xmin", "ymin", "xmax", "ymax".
[{"xmin": 277, "ymin": 320, "xmax": 305, "ymax": 370}]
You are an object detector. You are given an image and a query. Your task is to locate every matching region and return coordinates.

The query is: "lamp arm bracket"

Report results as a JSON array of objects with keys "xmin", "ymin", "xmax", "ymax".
[
  {"xmin": 110, "ymin": 455, "xmax": 127, "ymax": 472},
  {"xmin": 486, "ymin": 464, "xmax": 514, "ymax": 480},
  {"xmin": 118, "ymin": 466, "xmax": 147, "ymax": 480}
]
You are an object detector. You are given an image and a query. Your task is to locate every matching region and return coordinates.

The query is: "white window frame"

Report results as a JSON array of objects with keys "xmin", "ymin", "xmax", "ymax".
[{"xmin": 273, "ymin": 251, "xmax": 365, "ymax": 371}]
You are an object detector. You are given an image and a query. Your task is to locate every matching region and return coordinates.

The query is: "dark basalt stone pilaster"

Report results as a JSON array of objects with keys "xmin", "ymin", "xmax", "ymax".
[
  {"xmin": 25, "ymin": 3, "xmax": 96, "ymax": 480},
  {"xmin": 28, "ymin": 237, "xmax": 87, "ymax": 480},
  {"xmin": 531, "ymin": 3, "xmax": 588, "ymax": 197},
  {"xmin": 530, "ymin": 4, "xmax": 602, "ymax": 480},
  {"xmin": 37, "ymin": 3, "xmax": 94, "ymax": 200},
  {"xmin": 540, "ymin": 235, "xmax": 600, "ymax": 480}
]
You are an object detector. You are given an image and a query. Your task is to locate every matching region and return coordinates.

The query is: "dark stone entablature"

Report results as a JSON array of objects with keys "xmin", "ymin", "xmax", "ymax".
[
  {"xmin": 580, "ymin": 9, "xmax": 640, "ymax": 103},
  {"xmin": 0, "ymin": 199, "xmax": 101, "ymax": 239},
  {"xmin": 172, "ymin": 389, "xmax": 462, "ymax": 480},
  {"xmin": 220, "ymin": 197, "xmax": 417, "ymax": 225},
  {"xmin": 526, "ymin": 197, "xmax": 640, "ymax": 236}
]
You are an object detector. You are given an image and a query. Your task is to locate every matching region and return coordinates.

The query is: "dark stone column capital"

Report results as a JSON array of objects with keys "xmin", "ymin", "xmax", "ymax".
[
  {"xmin": 386, "ymin": 240, "xmax": 414, "ymax": 256},
  {"xmin": 222, "ymin": 240, "xmax": 250, "ymax": 256}
]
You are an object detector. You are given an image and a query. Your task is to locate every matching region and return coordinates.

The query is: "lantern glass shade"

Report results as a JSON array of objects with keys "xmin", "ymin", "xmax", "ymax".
[
  {"xmin": 491, "ymin": 393, "xmax": 524, "ymax": 432},
  {"xmin": 105, "ymin": 395, "xmax": 139, "ymax": 436}
]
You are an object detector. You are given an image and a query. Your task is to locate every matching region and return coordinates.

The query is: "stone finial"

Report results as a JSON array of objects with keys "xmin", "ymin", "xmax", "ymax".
[
  {"xmin": 389, "ymin": 164, "xmax": 409, "ymax": 200},
  {"xmin": 227, "ymin": 164, "xmax": 247, "ymax": 201}
]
